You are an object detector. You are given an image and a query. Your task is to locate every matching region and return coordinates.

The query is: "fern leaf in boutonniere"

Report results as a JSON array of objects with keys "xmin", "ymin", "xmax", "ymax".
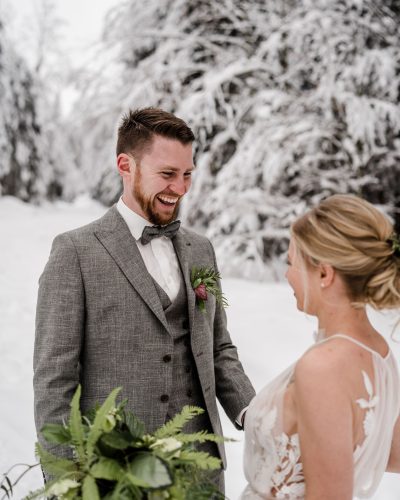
[{"xmin": 190, "ymin": 267, "xmax": 228, "ymax": 312}]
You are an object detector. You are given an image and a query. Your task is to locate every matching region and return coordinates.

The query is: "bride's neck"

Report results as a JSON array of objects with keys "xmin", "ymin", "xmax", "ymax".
[{"xmin": 317, "ymin": 302, "xmax": 374, "ymax": 339}]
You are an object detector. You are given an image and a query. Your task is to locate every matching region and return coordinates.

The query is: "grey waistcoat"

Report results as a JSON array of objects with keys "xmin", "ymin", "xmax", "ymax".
[{"xmin": 152, "ymin": 278, "xmax": 217, "ymax": 455}]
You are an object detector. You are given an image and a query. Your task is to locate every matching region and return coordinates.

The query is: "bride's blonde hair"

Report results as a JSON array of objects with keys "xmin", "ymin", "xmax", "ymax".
[{"xmin": 291, "ymin": 194, "xmax": 400, "ymax": 310}]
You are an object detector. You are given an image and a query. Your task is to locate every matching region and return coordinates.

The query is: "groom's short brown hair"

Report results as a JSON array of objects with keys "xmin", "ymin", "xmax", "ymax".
[{"xmin": 116, "ymin": 107, "xmax": 194, "ymax": 160}]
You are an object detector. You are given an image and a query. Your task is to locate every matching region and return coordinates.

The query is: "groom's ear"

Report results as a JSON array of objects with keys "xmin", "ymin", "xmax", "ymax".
[
  {"xmin": 319, "ymin": 263, "xmax": 335, "ymax": 288},
  {"xmin": 117, "ymin": 153, "xmax": 135, "ymax": 178}
]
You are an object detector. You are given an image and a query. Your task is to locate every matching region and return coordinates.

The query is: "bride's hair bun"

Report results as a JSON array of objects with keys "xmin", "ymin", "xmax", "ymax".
[{"xmin": 291, "ymin": 194, "xmax": 400, "ymax": 310}]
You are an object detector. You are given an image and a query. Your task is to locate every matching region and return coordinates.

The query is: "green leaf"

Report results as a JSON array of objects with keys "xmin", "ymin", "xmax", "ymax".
[
  {"xmin": 125, "ymin": 472, "xmax": 151, "ymax": 488},
  {"xmin": 123, "ymin": 410, "xmax": 145, "ymax": 439},
  {"xmin": 35, "ymin": 443, "xmax": 76, "ymax": 476},
  {"xmin": 109, "ymin": 477, "xmax": 142, "ymax": 499},
  {"xmin": 82, "ymin": 475, "xmax": 100, "ymax": 500},
  {"xmin": 128, "ymin": 453, "xmax": 172, "ymax": 489},
  {"xmin": 100, "ymin": 429, "xmax": 133, "ymax": 449},
  {"xmin": 153, "ymin": 406, "xmax": 204, "ymax": 439},
  {"xmin": 192, "ymin": 278, "xmax": 202, "ymax": 288},
  {"xmin": 86, "ymin": 387, "xmax": 122, "ymax": 458},
  {"xmin": 90, "ymin": 458, "xmax": 124, "ymax": 481},
  {"xmin": 148, "ymin": 491, "xmax": 174, "ymax": 500},
  {"xmin": 68, "ymin": 385, "xmax": 86, "ymax": 463},
  {"xmin": 41, "ymin": 423, "xmax": 71, "ymax": 444}
]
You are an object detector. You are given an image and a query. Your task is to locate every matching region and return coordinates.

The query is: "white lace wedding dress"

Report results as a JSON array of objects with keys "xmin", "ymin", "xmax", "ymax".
[{"xmin": 241, "ymin": 334, "xmax": 400, "ymax": 499}]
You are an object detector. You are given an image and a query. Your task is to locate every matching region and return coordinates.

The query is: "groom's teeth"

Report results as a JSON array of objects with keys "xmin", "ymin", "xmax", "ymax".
[{"xmin": 158, "ymin": 195, "xmax": 178, "ymax": 204}]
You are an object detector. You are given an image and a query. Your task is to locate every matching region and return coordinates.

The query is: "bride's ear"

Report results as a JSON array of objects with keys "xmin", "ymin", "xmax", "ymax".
[{"xmin": 319, "ymin": 263, "xmax": 335, "ymax": 288}]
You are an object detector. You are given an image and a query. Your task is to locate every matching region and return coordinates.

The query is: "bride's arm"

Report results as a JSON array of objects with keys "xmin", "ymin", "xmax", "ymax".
[
  {"xmin": 387, "ymin": 414, "xmax": 400, "ymax": 472},
  {"xmin": 294, "ymin": 346, "xmax": 353, "ymax": 500}
]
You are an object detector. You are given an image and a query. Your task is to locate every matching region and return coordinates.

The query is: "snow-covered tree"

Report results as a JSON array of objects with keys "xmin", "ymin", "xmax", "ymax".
[
  {"xmin": 0, "ymin": 2, "xmax": 82, "ymax": 202},
  {"xmin": 72, "ymin": 0, "xmax": 400, "ymax": 278},
  {"xmin": 0, "ymin": 17, "xmax": 46, "ymax": 201}
]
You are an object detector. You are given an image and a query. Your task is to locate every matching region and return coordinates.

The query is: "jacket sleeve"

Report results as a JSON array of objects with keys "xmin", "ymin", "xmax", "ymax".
[
  {"xmin": 208, "ymin": 241, "xmax": 256, "ymax": 428},
  {"xmin": 33, "ymin": 232, "xmax": 85, "ymax": 461}
]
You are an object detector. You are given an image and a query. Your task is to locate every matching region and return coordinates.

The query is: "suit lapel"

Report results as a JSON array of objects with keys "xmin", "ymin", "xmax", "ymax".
[
  {"xmin": 94, "ymin": 207, "xmax": 171, "ymax": 334},
  {"xmin": 172, "ymin": 231, "xmax": 196, "ymax": 336}
]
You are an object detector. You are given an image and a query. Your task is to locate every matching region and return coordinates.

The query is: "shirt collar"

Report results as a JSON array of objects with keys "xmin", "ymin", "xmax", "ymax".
[{"xmin": 116, "ymin": 197, "xmax": 150, "ymax": 241}]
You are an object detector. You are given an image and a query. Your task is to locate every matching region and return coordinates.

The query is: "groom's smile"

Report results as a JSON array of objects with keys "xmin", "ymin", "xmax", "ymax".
[{"xmin": 157, "ymin": 193, "xmax": 179, "ymax": 205}]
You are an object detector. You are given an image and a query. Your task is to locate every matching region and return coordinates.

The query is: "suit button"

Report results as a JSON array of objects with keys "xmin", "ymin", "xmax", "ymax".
[
  {"xmin": 186, "ymin": 389, "xmax": 193, "ymax": 398},
  {"xmin": 185, "ymin": 365, "xmax": 191, "ymax": 373},
  {"xmin": 160, "ymin": 394, "xmax": 169, "ymax": 403},
  {"xmin": 182, "ymin": 319, "xmax": 189, "ymax": 329},
  {"xmin": 163, "ymin": 354, "xmax": 172, "ymax": 363}
]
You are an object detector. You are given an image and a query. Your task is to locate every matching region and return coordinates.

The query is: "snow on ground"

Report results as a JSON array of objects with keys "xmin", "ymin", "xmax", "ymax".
[{"xmin": 0, "ymin": 196, "xmax": 399, "ymax": 499}]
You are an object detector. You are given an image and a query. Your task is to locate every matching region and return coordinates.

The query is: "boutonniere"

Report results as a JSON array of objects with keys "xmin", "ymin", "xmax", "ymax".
[{"xmin": 190, "ymin": 266, "xmax": 228, "ymax": 312}]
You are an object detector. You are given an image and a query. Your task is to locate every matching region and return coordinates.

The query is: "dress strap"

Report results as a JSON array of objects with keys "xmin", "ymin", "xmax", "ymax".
[{"xmin": 318, "ymin": 333, "xmax": 390, "ymax": 360}]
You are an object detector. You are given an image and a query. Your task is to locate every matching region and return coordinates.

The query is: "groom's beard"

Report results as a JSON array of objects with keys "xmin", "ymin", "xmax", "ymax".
[{"xmin": 133, "ymin": 173, "xmax": 181, "ymax": 226}]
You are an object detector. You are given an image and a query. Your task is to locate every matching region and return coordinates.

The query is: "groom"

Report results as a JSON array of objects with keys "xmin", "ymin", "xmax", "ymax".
[{"xmin": 33, "ymin": 107, "xmax": 255, "ymax": 491}]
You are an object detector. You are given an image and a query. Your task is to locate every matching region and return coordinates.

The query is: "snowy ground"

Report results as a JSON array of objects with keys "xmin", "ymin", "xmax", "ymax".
[{"xmin": 0, "ymin": 196, "xmax": 399, "ymax": 499}]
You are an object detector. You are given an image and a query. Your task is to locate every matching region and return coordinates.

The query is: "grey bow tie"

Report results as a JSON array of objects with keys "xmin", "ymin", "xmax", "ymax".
[{"xmin": 141, "ymin": 220, "xmax": 181, "ymax": 245}]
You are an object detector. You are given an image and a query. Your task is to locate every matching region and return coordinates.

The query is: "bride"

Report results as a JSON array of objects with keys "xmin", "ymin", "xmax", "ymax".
[{"xmin": 241, "ymin": 194, "xmax": 400, "ymax": 499}]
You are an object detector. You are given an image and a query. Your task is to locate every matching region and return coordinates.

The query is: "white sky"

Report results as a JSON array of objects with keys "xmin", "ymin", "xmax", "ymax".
[
  {"xmin": 2, "ymin": 0, "xmax": 118, "ymax": 73},
  {"xmin": 2, "ymin": 0, "xmax": 119, "ymax": 113},
  {"xmin": 8, "ymin": 0, "xmax": 117, "ymax": 57}
]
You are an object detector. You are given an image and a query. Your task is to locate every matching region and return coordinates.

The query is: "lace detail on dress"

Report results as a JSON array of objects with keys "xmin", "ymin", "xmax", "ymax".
[
  {"xmin": 271, "ymin": 432, "xmax": 304, "ymax": 498},
  {"xmin": 250, "ymin": 405, "xmax": 305, "ymax": 498},
  {"xmin": 355, "ymin": 370, "xmax": 379, "ymax": 453}
]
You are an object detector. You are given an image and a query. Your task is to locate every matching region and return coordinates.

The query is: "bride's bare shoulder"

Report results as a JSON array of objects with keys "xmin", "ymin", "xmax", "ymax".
[{"xmin": 294, "ymin": 338, "xmax": 364, "ymax": 388}]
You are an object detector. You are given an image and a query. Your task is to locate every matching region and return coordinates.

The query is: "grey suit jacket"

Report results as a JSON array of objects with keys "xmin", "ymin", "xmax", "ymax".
[{"xmin": 33, "ymin": 206, "xmax": 255, "ymax": 467}]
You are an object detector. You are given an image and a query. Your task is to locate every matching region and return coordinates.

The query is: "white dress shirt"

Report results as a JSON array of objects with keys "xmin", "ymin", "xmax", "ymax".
[{"xmin": 117, "ymin": 198, "xmax": 182, "ymax": 301}]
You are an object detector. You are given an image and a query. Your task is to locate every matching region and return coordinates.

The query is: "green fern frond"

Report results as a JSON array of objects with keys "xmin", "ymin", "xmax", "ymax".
[
  {"xmin": 191, "ymin": 267, "xmax": 221, "ymax": 283},
  {"xmin": 35, "ymin": 443, "xmax": 76, "ymax": 477},
  {"xmin": 86, "ymin": 386, "xmax": 122, "ymax": 458},
  {"xmin": 22, "ymin": 486, "xmax": 47, "ymax": 500},
  {"xmin": 173, "ymin": 431, "xmax": 227, "ymax": 445},
  {"xmin": 153, "ymin": 406, "xmax": 204, "ymax": 439},
  {"xmin": 177, "ymin": 450, "xmax": 222, "ymax": 470},
  {"xmin": 68, "ymin": 385, "xmax": 86, "ymax": 463}
]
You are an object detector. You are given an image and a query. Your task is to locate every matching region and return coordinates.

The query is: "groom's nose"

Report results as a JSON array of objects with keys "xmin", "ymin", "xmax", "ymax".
[{"xmin": 170, "ymin": 176, "xmax": 190, "ymax": 196}]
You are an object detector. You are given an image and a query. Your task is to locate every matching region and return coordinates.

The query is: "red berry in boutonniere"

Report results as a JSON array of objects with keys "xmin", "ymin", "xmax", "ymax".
[
  {"xmin": 190, "ymin": 267, "xmax": 228, "ymax": 312},
  {"xmin": 194, "ymin": 283, "xmax": 208, "ymax": 302}
]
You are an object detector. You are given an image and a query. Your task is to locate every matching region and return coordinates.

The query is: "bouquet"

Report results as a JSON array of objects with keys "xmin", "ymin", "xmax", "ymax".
[{"xmin": 1, "ymin": 386, "xmax": 226, "ymax": 499}]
